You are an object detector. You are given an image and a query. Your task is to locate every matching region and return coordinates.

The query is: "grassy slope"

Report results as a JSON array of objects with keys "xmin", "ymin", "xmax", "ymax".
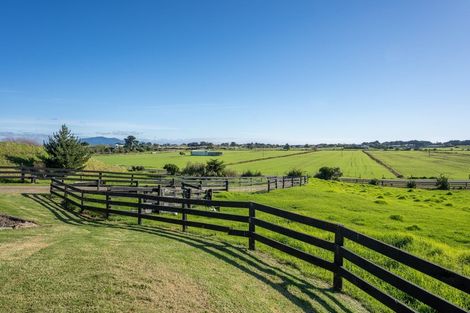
[
  {"xmin": 95, "ymin": 150, "xmax": 393, "ymax": 178},
  {"xmin": 0, "ymin": 193, "xmax": 366, "ymax": 313},
  {"xmin": 211, "ymin": 181, "xmax": 469, "ymax": 312},
  {"xmin": 0, "ymin": 142, "xmax": 123, "ymax": 172},
  {"xmin": 369, "ymin": 150, "xmax": 470, "ymax": 179},
  {"xmin": 0, "ymin": 142, "xmax": 45, "ymax": 166}
]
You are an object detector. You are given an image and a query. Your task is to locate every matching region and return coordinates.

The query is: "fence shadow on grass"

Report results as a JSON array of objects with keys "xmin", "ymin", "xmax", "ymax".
[{"xmin": 22, "ymin": 193, "xmax": 366, "ymax": 313}]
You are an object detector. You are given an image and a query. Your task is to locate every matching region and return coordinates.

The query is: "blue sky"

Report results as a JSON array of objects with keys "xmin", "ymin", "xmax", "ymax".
[{"xmin": 1, "ymin": 0, "xmax": 469, "ymax": 144}]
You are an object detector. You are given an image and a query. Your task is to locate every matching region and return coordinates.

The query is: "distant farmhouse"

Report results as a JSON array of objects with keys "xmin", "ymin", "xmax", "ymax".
[{"xmin": 191, "ymin": 150, "xmax": 223, "ymax": 156}]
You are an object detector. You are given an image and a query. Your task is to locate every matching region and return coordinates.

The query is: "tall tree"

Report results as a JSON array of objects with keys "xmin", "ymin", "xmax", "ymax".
[
  {"xmin": 124, "ymin": 135, "xmax": 138, "ymax": 150},
  {"xmin": 43, "ymin": 125, "xmax": 91, "ymax": 169}
]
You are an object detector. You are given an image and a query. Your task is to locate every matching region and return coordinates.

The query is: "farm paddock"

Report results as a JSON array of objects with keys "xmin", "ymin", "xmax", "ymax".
[
  {"xmin": 0, "ymin": 170, "xmax": 468, "ymax": 312},
  {"xmin": 0, "ymin": 192, "xmax": 367, "ymax": 313}
]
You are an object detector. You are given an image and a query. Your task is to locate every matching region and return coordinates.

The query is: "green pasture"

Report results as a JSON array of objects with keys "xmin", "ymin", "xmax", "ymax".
[
  {"xmin": 369, "ymin": 150, "xmax": 470, "ymax": 179},
  {"xmin": 212, "ymin": 180, "xmax": 470, "ymax": 312},
  {"xmin": 95, "ymin": 150, "xmax": 394, "ymax": 178},
  {"xmin": 40, "ymin": 179, "xmax": 470, "ymax": 312},
  {"xmin": 228, "ymin": 150, "xmax": 393, "ymax": 178},
  {"xmin": 0, "ymin": 192, "xmax": 367, "ymax": 313},
  {"xmin": 93, "ymin": 149, "xmax": 302, "ymax": 169}
]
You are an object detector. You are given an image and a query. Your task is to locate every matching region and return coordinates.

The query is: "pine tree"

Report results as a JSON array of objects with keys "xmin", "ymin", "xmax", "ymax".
[{"xmin": 43, "ymin": 125, "xmax": 91, "ymax": 169}]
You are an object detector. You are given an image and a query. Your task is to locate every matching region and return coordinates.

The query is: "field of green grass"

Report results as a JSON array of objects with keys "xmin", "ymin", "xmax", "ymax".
[
  {"xmin": 94, "ymin": 150, "xmax": 394, "ymax": 178},
  {"xmin": 93, "ymin": 149, "xmax": 303, "ymax": 169},
  {"xmin": 229, "ymin": 150, "xmax": 393, "ymax": 178},
  {"xmin": 369, "ymin": 150, "xmax": 470, "ymax": 179},
  {"xmin": 0, "ymin": 193, "xmax": 367, "ymax": 313},
  {"xmin": 21, "ymin": 179, "xmax": 469, "ymax": 312},
  {"xmin": 213, "ymin": 180, "xmax": 469, "ymax": 312}
]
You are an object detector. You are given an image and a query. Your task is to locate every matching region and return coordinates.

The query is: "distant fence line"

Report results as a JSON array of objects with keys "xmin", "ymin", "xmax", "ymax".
[
  {"xmin": 340, "ymin": 177, "xmax": 470, "ymax": 190},
  {"xmin": 50, "ymin": 178, "xmax": 470, "ymax": 313},
  {"xmin": 0, "ymin": 166, "xmax": 307, "ymax": 192}
]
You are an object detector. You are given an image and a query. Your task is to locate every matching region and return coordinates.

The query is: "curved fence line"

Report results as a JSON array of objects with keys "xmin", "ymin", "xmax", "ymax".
[{"xmin": 49, "ymin": 178, "xmax": 469, "ymax": 313}]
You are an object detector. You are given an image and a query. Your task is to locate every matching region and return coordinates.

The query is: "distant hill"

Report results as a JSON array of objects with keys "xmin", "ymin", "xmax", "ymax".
[{"xmin": 81, "ymin": 137, "xmax": 124, "ymax": 146}]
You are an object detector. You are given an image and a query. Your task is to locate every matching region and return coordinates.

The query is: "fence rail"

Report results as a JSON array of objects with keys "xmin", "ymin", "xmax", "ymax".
[
  {"xmin": 0, "ymin": 166, "xmax": 307, "ymax": 192},
  {"xmin": 340, "ymin": 177, "xmax": 470, "ymax": 190},
  {"xmin": 49, "ymin": 178, "xmax": 469, "ymax": 313}
]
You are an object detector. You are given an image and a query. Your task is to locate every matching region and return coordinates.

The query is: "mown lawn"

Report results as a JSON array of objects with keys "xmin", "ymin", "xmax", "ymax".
[
  {"xmin": 0, "ymin": 193, "xmax": 366, "ymax": 313},
  {"xmin": 369, "ymin": 150, "xmax": 470, "ymax": 179}
]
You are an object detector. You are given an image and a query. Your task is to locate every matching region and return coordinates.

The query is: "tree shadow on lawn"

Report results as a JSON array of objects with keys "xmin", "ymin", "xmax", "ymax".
[{"xmin": 23, "ymin": 193, "xmax": 365, "ymax": 313}]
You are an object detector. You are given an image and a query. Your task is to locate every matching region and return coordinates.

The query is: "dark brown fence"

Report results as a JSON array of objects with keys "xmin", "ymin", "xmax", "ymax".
[
  {"xmin": 1, "ymin": 166, "xmax": 307, "ymax": 192},
  {"xmin": 340, "ymin": 177, "xmax": 470, "ymax": 190},
  {"xmin": 50, "ymin": 178, "xmax": 469, "ymax": 313}
]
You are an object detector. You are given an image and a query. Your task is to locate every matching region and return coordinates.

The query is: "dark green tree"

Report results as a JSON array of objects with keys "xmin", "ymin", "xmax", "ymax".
[
  {"xmin": 314, "ymin": 167, "xmax": 343, "ymax": 180},
  {"xmin": 124, "ymin": 135, "xmax": 138, "ymax": 150},
  {"xmin": 43, "ymin": 125, "xmax": 91, "ymax": 169}
]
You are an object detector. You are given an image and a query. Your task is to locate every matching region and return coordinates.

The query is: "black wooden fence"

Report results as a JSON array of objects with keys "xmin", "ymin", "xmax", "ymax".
[
  {"xmin": 50, "ymin": 178, "xmax": 469, "ymax": 313},
  {"xmin": 340, "ymin": 177, "xmax": 470, "ymax": 190},
  {"xmin": 0, "ymin": 166, "xmax": 307, "ymax": 192}
]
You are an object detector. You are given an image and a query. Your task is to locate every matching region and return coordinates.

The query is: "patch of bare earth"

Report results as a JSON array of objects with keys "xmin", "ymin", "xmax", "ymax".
[{"xmin": 0, "ymin": 214, "xmax": 37, "ymax": 229}]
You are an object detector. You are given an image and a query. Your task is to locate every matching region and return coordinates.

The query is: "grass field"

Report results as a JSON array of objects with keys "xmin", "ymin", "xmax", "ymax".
[
  {"xmin": 229, "ymin": 150, "xmax": 393, "ymax": 178},
  {"xmin": 93, "ymin": 150, "xmax": 303, "ymax": 169},
  {"xmin": 0, "ymin": 193, "xmax": 367, "ymax": 313},
  {"xmin": 212, "ymin": 181, "xmax": 470, "ymax": 312},
  {"xmin": 369, "ymin": 150, "xmax": 470, "ymax": 179},
  {"xmin": 94, "ymin": 150, "xmax": 394, "ymax": 178}
]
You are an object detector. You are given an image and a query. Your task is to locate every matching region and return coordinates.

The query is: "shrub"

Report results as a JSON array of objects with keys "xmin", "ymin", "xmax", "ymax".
[
  {"xmin": 436, "ymin": 174, "xmax": 450, "ymax": 190},
  {"xmin": 222, "ymin": 169, "xmax": 238, "ymax": 177},
  {"xmin": 314, "ymin": 167, "xmax": 342, "ymax": 180},
  {"xmin": 406, "ymin": 180, "xmax": 417, "ymax": 188},
  {"xmin": 205, "ymin": 159, "xmax": 226, "ymax": 176},
  {"xmin": 163, "ymin": 163, "xmax": 179, "ymax": 175},
  {"xmin": 181, "ymin": 162, "xmax": 206, "ymax": 176},
  {"xmin": 179, "ymin": 151, "xmax": 186, "ymax": 156},
  {"xmin": 369, "ymin": 178, "xmax": 380, "ymax": 185},
  {"xmin": 129, "ymin": 165, "xmax": 145, "ymax": 171},
  {"xmin": 286, "ymin": 168, "xmax": 303, "ymax": 177},
  {"xmin": 241, "ymin": 170, "xmax": 262, "ymax": 177}
]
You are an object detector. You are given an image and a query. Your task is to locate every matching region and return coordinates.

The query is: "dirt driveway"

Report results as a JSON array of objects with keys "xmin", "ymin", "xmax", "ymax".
[{"xmin": 0, "ymin": 186, "xmax": 49, "ymax": 194}]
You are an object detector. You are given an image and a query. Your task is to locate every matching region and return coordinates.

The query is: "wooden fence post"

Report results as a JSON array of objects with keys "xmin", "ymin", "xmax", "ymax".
[
  {"xmin": 275, "ymin": 177, "xmax": 278, "ymax": 189},
  {"xmin": 106, "ymin": 194, "xmax": 110, "ymax": 218},
  {"xmin": 225, "ymin": 179, "xmax": 229, "ymax": 191},
  {"xmin": 282, "ymin": 176, "xmax": 285, "ymax": 188},
  {"xmin": 267, "ymin": 178, "xmax": 271, "ymax": 192},
  {"xmin": 182, "ymin": 189, "xmax": 190, "ymax": 232},
  {"xmin": 291, "ymin": 177, "xmax": 294, "ymax": 187},
  {"xmin": 137, "ymin": 195, "xmax": 142, "ymax": 225},
  {"xmin": 249, "ymin": 203, "xmax": 256, "ymax": 250},
  {"xmin": 80, "ymin": 191, "xmax": 84, "ymax": 212},
  {"xmin": 157, "ymin": 185, "xmax": 161, "ymax": 206},
  {"xmin": 333, "ymin": 225, "xmax": 344, "ymax": 292},
  {"xmin": 64, "ymin": 185, "xmax": 68, "ymax": 209},
  {"xmin": 20, "ymin": 165, "xmax": 25, "ymax": 183}
]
